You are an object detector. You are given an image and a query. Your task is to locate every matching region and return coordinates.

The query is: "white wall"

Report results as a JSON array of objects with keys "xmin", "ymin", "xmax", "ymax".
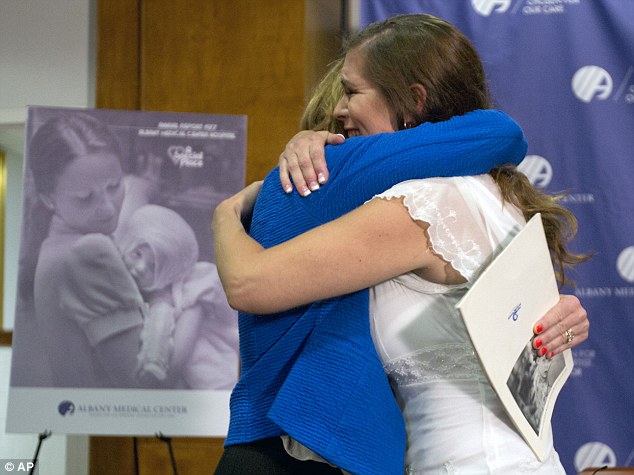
[
  {"xmin": 1, "ymin": 1, "xmax": 95, "ymax": 473},
  {"xmin": 0, "ymin": 0, "xmax": 95, "ymax": 122}
]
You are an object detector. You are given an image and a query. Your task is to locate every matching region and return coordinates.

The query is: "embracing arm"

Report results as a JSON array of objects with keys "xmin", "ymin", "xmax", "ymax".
[
  {"xmin": 213, "ymin": 182, "xmax": 449, "ymax": 314},
  {"xmin": 278, "ymin": 110, "xmax": 527, "ymax": 200},
  {"xmin": 213, "ymin": 182, "xmax": 589, "ymax": 357}
]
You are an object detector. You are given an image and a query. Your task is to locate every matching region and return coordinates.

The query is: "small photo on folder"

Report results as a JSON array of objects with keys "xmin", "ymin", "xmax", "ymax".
[{"xmin": 455, "ymin": 213, "xmax": 573, "ymax": 462}]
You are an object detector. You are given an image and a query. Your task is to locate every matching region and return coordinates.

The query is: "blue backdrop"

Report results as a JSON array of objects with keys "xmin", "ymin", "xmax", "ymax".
[{"xmin": 360, "ymin": 1, "xmax": 634, "ymax": 473}]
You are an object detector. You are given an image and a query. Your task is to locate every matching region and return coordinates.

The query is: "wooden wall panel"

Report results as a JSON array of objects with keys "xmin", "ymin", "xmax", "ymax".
[
  {"xmin": 95, "ymin": 0, "xmax": 140, "ymax": 110},
  {"xmin": 94, "ymin": 1, "xmax": 341, "ymax": 473},
  {"xmin": 305, "ymin": 0, "xmax": 346, "ymax": 103},
  {"xmin": 90, "ymin": 436, "xmax": 225, "ymax": 474},
  {"xmin": 140, "ymin": 0, "xmax": 308, "ymax": 183}
]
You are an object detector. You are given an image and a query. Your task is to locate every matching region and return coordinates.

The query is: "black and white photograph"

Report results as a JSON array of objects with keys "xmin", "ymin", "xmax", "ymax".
[
  {"xmin": 6, "ymin": 106, "xmax": 246, "ymax": 436},
  {"xmin": 507, "ymin": 342, "xmax": 567, "ymax": 435}
]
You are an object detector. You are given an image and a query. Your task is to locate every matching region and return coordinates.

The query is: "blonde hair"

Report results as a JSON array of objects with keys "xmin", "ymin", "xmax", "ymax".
[{"xmin": 300, "ymin": 58, "xmax": 345, "ymax": 134}]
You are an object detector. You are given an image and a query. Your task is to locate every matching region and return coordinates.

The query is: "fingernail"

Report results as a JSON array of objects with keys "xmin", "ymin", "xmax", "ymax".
[
  {"xmin": 284, "ymin": 184, "xmax": 293, "ymax": 194},
  {"xmin": 309, "ymin": 181, "xmax": 320, "ymax": 191},
  {"xmin": 318, "ymin": 173, "xmax": 326, "ymax": 184},
  {"xmin": 302, "ymin": 187, "xmax": 311, "ymax": 197},
  {"xmin": 549, "ymin": 351, "xmax": 555, "ymax": 358},
  {"xmin": 535, "ymin": 339, "xmax": 542, "ymax": 348},
  {"xmin": 535, "ymin": 324, "xmax": 543, "ymax": 334},
  {"xmin": 541, "ymin": 347, "xmax": 548, "ymax": 356},
  {"xmin": 336, "ymin": 133, "xmax": 345, "ymax": 140}
]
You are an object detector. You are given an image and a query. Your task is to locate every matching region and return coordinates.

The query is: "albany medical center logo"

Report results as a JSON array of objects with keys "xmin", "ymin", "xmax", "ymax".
[
  {"xmin": 56, "ymin": 399, "xmax": 187, "ymax": 419},
  {"xmin": 517, "ymin": 155, "xmax": 552, "ymax": 188},
  {"xmin": 574, "ymin": 440, "xmax": 634, "ymax": 474},
  {"xmin": 572, "ymin": 65, "xmax": 634, "ymax": 104},
  {"xmin": 518, "ymin": 155, "xmax": 595, "ymax": 205},
  {"xmin": 617, "ymin": 247, "xmax": 634, "ymax": 284},
  {"xmin": 471, "ymin": 0, "xmax": 511, "ymax": 15},
  {"xmin": 572, "ymin": 66, "xmax": 613, "ymax": 102},
  {"xmin": 58, "ymin": 400, "xmax": 75, "ymax": 416},
  {"xmin": 575, "ymin": 247, "xmax": 634, "ymax": 299}
]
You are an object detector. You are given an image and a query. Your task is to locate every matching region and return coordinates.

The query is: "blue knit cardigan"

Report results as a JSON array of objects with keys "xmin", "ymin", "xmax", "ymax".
[{"xmin": 224, "ymin": 110, "xmax": 527, "ymax": 474}]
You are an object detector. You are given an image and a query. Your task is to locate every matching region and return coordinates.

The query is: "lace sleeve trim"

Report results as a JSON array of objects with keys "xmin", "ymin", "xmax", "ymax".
[{"xmin": 374, "ymin": 180, "xmax": 484, "ymax": 281}]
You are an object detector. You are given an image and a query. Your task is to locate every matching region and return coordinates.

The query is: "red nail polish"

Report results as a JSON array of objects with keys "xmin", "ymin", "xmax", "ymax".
[
  {"xmin": 535, "ymin": 324, "xmax": 543, "ymax": 334},
  {"xmin": 541, "ymin": 347, "xmax": 548, "ymax": 356},
  {"xmin": 535, "ymin": 339, "xmax": 542, "ymax": 348},
  {"xmin": 550, "ymin": 351, "xmax": 555, "ymax": 358}
]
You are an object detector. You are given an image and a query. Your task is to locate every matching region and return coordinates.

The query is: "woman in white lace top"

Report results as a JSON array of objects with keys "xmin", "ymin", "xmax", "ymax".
[
  {"xmin": 213, "ymin": 14, "xmax": 589, "ymax": 474},
  {"xmin": 369, "ymin": 175, "xmax": 562, "ymax": 473}
]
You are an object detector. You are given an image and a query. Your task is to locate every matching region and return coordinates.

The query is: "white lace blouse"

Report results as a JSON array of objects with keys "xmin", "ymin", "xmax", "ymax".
[{"xmin": 369, "ymin": 175, "xmax": 566, "ymax": 474}]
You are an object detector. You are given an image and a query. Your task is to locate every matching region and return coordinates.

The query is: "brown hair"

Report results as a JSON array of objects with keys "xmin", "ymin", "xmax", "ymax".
[
  {"xmin": 305, "ymin": 14, "xmax": 589, "ymax": 285},
  {"xmin": 344, "ymin": 14, "xmax": 491, "ymax": 126},
  {"xmin": 492, "ymin": 166, "xmax": 590, "ymax": 287}
]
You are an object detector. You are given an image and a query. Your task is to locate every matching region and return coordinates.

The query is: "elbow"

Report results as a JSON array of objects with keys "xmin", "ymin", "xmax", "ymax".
[
  {"xmin": 221, "ymin": 275, "xmax": 250, "ymax": 313},
  {"xmin": 221, "ymin": 273, "xmax": 271, "ymax": 315},
  {"xmin": 217, "ymin": 258, "xmax": 294, "ymax": 314},
  {"xmin": 225, "ymin": 293, "xmax": 254, "ymax": 314}
]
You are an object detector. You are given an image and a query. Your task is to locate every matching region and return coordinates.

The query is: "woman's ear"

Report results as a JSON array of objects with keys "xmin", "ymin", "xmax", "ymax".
[
  {"xmin": 410, "ymin": 83, "xmax": 427, "ymax": 115},
  {"xmin": 38, "ymin": 193, "xmax": 55, "ymax": 211}
]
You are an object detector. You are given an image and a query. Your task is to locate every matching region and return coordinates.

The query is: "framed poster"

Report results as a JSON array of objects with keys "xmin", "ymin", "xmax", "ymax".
[{"xmin": 7, "ymin": 106, "xmax": 246, "ymax": 436}]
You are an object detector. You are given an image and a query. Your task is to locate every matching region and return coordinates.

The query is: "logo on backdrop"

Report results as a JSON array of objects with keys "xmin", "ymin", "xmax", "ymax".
[
  {"xmin": 572, "ymin": 65, "xmax": 634, "ymax": 103},
  {"xmin": 58, "ymin": 400, "xmax": 75, "ymax": 416},
  {"xmin": 574, "ymin": 442, "xmax": 617, "ymax": 472},
  {"xmin": 576, "ymin": 248, "xmax": 634, "ymax": 299},
  {"xmin": 471, "ymin": 0, "xmax": 511, "ymax": 16},
  {"xmin": 518, "ymin": 155, "xmax": 595, "ymax": 204},
  {"xmin": 617, "ymin": 247, "xmax": 634, "ymax": 283},
  {"xmin": 572, "ymin": 66, "xmax": 613, "ymax": 102},
  {"xmin": 517, "ymin": 155, "xmax": 552, "ymax": 188}
]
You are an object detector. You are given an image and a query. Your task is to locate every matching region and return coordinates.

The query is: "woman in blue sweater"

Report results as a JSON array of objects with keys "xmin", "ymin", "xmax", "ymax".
[{"xmin": 213, "ymin": 14, "xmax": 588, "ymax": 475}]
